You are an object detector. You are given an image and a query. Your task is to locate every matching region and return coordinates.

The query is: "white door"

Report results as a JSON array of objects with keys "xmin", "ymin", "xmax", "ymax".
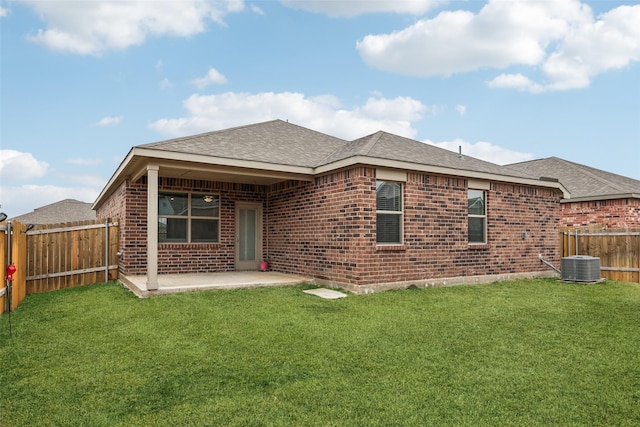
[{"xmin": 235, "ymin": 202, "xmax": 262, "ymax": 270}]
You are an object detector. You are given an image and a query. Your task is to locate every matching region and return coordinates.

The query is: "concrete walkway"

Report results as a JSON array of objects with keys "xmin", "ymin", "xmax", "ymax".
[{"xmin": 120, "ymin": 271, "xmax": 311, "ymax": 297}]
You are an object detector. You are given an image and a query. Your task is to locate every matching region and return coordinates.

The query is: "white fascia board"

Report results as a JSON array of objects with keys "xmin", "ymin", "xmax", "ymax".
[
  {"xmin": 133, "ymin": 147, "xmax": 315, "ymax": 176},
  {"xmin": 315, "ymin": 156, "xmax": 570, "ymax": 198}
]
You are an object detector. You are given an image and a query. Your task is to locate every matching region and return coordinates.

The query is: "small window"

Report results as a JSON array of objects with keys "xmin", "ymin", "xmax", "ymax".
[
  {"xmin": 468, "ymin": 189, "xmax": 486, "ymax": 244},
  {"xmin": 376, "ymin": 181, "xmax": 403, "ymax": 244},
  {"xmin": 158, "ymin": 192, "xmax": 219, "ymax": 243}
]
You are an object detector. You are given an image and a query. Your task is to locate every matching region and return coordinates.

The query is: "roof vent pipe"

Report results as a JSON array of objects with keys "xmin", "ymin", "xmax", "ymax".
[{"xmin": 458, "ymin": 145, "xmax": 464, "ymax": 159}]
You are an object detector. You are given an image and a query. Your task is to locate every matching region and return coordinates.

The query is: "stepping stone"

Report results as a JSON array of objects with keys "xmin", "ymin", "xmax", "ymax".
[{"xmin": 303, "ymin": 288, "xmax": 347, "ymax": 299}]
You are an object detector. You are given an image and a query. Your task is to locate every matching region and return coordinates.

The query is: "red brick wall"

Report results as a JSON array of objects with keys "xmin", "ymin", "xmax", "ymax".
[
  {"xmin": 266, "ymin": 168, "xmax": 376, "ymax": 284},
  {"xmin": 562, "ymin": 198, "xmax": 640, "ymax": 228},
  {"xmin": 97, "ymin": 167, "xmax": 562, "ymax": 286},
  {"xmin": 155, "ymin": 178, "xmax": 266, "ymax": 274},
  {"xmin": 266, "ymin": 168, "xmax": 562, "ymax": 286},
  {"xmin": 97, "ymin": 176, "xmax": 267, "ymax": 275},
  {"xmin": 105, "ymin": 178, "xmax": 149, "ymax": 276},
  {"xmin": 354, "ymin": 173, "xmax": 560, "ymax": 285},
  {"xmin": 95, "ymin": 178, "xmax": 142, "ymax": 276}
]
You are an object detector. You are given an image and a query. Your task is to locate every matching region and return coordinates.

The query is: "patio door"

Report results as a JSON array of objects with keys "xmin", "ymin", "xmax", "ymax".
[{"xmin": 235, "ymin": 202, "xmax": 263, "ymax": 270}]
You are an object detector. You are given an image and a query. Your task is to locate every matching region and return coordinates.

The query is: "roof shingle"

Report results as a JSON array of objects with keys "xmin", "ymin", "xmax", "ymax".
[
  {"xmin": 507, "ymin": 157, "xmax": 640, "ymax": 199},
  {"xmin": 140, "ymin": 120, "xmax": 347, "ymax": 168}
]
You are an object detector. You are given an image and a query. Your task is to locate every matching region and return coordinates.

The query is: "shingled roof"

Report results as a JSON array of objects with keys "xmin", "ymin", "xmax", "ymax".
[
  {"xmin": 323, "ymin": 131, "xmax": 534, "ymax": 179},
  {"xmin": 139, "ymin": 120, "xmax": 347, "ymax": 168},
  {"xmin": 13, "ymin": 199, "xmax": 96, "ymax": 225},
  {"xmin": 508, "ymin": 157, "xmax": 640, "ymax": 201},
  {"xmin": 95, "ymin": 120, "xmax": 569, "ymax": 209},
  {"xmin": 139, "ymin": 120, "xmax": 538, "ymax": 180}
]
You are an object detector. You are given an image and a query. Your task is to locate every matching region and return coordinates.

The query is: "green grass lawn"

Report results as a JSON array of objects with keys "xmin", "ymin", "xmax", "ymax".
[{"xmin": 1, "ymin": 279, "xmax": 639, "ymax": 426}]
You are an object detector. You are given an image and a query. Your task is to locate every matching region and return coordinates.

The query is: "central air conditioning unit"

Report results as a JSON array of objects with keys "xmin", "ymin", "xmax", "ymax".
[{"xmin": 561, "ymin": 255, "xmax": 601, "ymax": 283}]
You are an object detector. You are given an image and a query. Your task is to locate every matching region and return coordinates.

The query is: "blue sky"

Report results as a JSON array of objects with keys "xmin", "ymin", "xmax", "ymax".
[{"xmin": 1, "ymin": 0, "xmax": 639, "ymax": 218}]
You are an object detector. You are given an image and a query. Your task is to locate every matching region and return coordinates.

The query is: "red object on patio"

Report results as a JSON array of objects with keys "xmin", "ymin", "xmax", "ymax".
[{"xmin": 260, "ymin": 261, "xmax": 268, "ymax": 271}]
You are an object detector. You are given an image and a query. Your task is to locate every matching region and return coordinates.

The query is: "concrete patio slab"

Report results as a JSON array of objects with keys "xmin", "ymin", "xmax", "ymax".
[
  {"xmin": 120, "ymin": 271, "xmax": 311, "ymax": 298},
  {"xmin": 303, "ymin": 288, "xmax": 348, "ymax": 299}
]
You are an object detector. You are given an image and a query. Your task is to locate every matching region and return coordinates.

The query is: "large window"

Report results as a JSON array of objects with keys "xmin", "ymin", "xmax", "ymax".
[
  {"xmin": 376, "ymin": 181, "xmax": 403, "ymax": 244},
  {"xmin": 158, "ymin": 192, "xmax": 219, "ymax": 243},
  {"xmin": 468, "ymin": 189, "xmax": 486, "ymax": 244}
]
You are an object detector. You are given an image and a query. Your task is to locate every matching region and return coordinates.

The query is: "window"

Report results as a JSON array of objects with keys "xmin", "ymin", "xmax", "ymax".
[
  {"xmin": 468, "ymin": 189, "xmax": 486, "ymax": 244},
  {"xmin": 158, "ymin": 192, "xmax": 219, "ymax": 243},
  {"xmin": 376, "ymin": 181, "xmax": 403, "ymax": 244}
]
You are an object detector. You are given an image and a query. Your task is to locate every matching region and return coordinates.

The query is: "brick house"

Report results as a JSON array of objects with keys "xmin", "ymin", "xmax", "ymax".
[
  {"xmin": 93, "ymin": 120, "xmax": 568, "ymax": 293},
  {"xmin": 508, "ymin": 157, "xmax": 640, "ymax": 229}
]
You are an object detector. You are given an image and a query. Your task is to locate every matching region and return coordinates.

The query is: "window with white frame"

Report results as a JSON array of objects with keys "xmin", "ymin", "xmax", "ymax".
[
  {"xmin": 376, "ymin": 181, "xmax": 403, "ymax": 244},
  {"xmin": 158, "ymin": 192, "xmax": 220, "ymax": 243},
  {"xmin": 468, "ymin": 189, "xmax": 486, "ymax": 244}
]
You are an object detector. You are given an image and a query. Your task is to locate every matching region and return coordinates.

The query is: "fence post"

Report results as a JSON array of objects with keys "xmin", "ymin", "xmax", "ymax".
[
  {"xmin": 10, "ymin": 221, "xmax": 28, "ymax": 312},
  {"xmin": 105, "ymin": 219, "xmax": 109, "ymax": 283},
  {"xmin": 0, "ymin": 220, "xmax": 6, "ymax": 314}
]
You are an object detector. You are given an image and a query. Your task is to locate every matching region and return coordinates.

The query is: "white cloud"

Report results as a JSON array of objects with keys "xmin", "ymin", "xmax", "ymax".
[
  {"xmin": 540, "ymin": 4, "xmax": 640, "ymax": 91},
  {"xmin": 191, "ymin": 68, "xmax": 228, "ymax": 89},
  {"xmin": 357, "ymin": 0, "xmax": 639, "ymax": 92},
  {"xmin": 1, "ymin": 6, "xmax": 9, "ymax": 17},
  {"xmin": 455, "ymin": 105, "xmax": 466, "ymax": 116},
  {"xmin": 21, "ymin": 0, "xmax": 246, "ymax": 55},
  {"xmin": 486, "ymin": 73, "xmax": 544, "ymax": 93},
  {"xmin": 424, "ymin": 139, "xmax": 534, "ymax": 165},
  {"xmin": 280, "ymin": 0, "xmax": 441, "ymax": 17},
  {"xmin": 96, "ymin": 116, "xmax": 123, "ymax": 126},
  {"xmin": 149, "ymin": 91, "xmax": 428, "ymax": 140},
  {"xmin": 0, "ymin": 150, "xmax": 49, "ymax": 181}
]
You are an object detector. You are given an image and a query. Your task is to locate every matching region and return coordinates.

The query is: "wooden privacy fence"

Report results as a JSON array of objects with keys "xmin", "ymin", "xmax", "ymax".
[
  {"xmin": 1, "ymin": 220, "xmax": 28, "ymax": 314},
  {"xmin": 561, "ymin": 226, "xmax": 640, "ymax": 283},
  {"xmin": 1, "ymin": 218, "xmax": 120, "ymax": 314},
  {"xmin": 26, "ymin": 218, "xmax": 119, "ymax": 294}
]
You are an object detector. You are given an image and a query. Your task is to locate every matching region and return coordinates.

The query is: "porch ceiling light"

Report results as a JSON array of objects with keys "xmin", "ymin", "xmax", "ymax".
[{"xmin": 203, "ymin": 195, "xmax": 215, "ymax": 203}]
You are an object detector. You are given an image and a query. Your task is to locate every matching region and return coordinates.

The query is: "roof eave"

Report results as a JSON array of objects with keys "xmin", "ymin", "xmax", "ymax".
[
  {"xmin": 315, "ymin": 156, "xmax": 570, "ymax": 197},
  {"xmin": 92, "ymin": 147, "xmax": 316, "ymax": 210},
  {"xmin": 560, "ymin": 193, "xmax": 640, "ymax": 204},
  {"xmin": 131, "ymin": 147, "xmax": 315, "ymax": 176}
]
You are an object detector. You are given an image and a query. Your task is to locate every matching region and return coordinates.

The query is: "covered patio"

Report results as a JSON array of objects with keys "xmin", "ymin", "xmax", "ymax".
[{"xmin": 120, "ymin": 271, "xmax": 312, "ymax": 298}]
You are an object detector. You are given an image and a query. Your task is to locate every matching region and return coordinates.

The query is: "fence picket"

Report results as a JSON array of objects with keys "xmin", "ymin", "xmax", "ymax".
[{"xmin": 24, "ymin": 218, "xmax": 119, "ymax": 295}]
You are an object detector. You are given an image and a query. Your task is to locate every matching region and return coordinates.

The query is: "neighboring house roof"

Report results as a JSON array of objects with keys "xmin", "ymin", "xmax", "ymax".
[
  {"xmin": 94, "ymin": 120, "xmax": 569, "ymax": 209},
  {"xmin": 507, "ymin": 157, "xmax": 640, "ymax": 202},
  {"xmin": 13, "ymin": 199, "xmax": 96, "ymax": 225}
]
